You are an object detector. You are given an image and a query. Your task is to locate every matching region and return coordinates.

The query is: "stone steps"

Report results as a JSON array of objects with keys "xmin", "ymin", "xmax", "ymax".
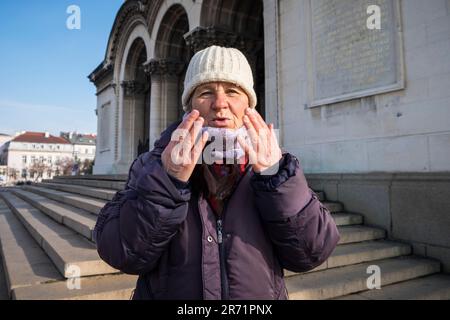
[
  {"xmin": 12, "ymin": 273, "xmax": 137, "ymax": 300},
  {"xmin": 0, "ymin": 192, "xmax": 118, "ymax": 278},
  {"xmin": 51, "ymin": 175, "xmax": 127, "ymax": 181},
  {"xmin": 1, "ymin": 174, "xmax": 448, "ymax": 300},
  {"xmin": 25, "ymin": 184, "xmax": 355, "ymax": 226},
  {"xmin": 42, "ymin": 178, "xmax": 126, "ymax": 191},
  {"xmin": 22, "ymin": 185, "xmax": 105, "ymax": 215},
  {"xmin": 0, "ymin": 197, "xmax": 137, "ymax": 300},
  {"xmin": 332, "ymin": 212, "xmax": 363, "ymax": 226},
  {"xmin": 286, "ymin": 256, "xmax": 441, "ymax": 300},
  {"xmin": 0, "ymin": 199, "xmax": 63, "ymax": 299},
  {"xmin": 11, "ymin": 189, "xmax": 96, "ymax": 241},
  {"xmin": 37, "ymin": 182, "xmax": 116, "ymax": 201},
  {"xmin": 337, "ymin": 225, "xmax": 385, "ymax": 244},
  {"xmin": 322, "ymin": 201, "xmax": 343, "ymax": 213},
  {"xmin": 285, "ymin": 240, "xmax": 412, "ymax": 276},
  {"xmin": 335, "ymin": 274, "xmax": 450, "ymax": 300}
]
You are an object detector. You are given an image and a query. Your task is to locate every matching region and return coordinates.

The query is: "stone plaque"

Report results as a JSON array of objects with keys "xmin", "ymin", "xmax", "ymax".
[{"xmin": 308, "ymin": 0, "xmax": 404, "ymax": 107}]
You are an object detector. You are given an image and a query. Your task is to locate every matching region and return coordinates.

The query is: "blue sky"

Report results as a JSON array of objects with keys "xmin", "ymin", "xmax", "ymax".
[{"xmin": 0, "ymin": 0, "xmax": 124, "ymax": 136}]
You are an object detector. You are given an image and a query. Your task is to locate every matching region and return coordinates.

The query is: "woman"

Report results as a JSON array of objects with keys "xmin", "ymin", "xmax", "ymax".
[{"xmin": 94, "ymin": 46, "xmax": 340, "ymax": 300}]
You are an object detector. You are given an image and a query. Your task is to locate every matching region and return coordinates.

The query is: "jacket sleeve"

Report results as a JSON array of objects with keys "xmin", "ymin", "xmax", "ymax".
[
  {"xmin": 250, "ymin": 153, "xmax": 340, "ymax": 273},
  {"xmin": 93, "ymin": 126, "xmax": 190, "ymax": 275}
]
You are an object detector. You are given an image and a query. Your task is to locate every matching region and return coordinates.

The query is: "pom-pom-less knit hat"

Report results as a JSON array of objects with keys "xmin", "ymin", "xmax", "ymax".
[{"xmin": 182, "ymin": 45, "xmax": 257, "ymax": 112}]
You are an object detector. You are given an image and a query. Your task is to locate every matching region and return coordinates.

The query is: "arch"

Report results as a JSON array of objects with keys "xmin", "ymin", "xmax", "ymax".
[
  {"xmin": 200, "ymin": 0, "xmax": 263, "ymax": 36},
  {"xmin": 117, "ymin": 28, "xmax": 152, "ymax": 167},
  {"xmin": 199, "ymin": 0, "xmax": 266, "ymax": 116},
  {"xmin": 154, "ymin": 4, "xmax": 190, "ymax": 60},
  {"xmin": 117, "ymin": 23, "xmax": 153, "ymax": 83},
  {"xmin": 149, "ymin": 0, "xmax": 201, "ymax": 57}
]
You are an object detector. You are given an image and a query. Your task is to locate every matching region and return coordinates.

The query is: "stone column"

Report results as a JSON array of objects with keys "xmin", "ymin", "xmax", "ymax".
[
  {"xmin": 118, "ymin": 80, "xmax": 149, "ymax": 166},
  {"xmin": 144, "ymin": 59, "xmax": 186, "ymax": 147}
]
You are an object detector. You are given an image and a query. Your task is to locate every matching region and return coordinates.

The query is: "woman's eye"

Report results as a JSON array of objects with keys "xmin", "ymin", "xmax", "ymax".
[
  {"xmin": 199, "ymin": 91, "xmax": 212, "ymax": 96},
  {"xmin": 227, "ymin": 89, "xmax": 239, "ymax": 95}
]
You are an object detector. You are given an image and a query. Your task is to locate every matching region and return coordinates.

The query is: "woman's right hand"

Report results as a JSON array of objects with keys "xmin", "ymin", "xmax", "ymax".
[{"xmin": 161, "ymin": 110, "xmax": 209, "ymax": 182}]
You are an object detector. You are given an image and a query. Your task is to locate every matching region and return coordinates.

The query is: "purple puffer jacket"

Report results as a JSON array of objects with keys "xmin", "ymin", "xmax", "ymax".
[{"xmin": 94, "ymin": 122, "xmax": 340, "ymax": 300}]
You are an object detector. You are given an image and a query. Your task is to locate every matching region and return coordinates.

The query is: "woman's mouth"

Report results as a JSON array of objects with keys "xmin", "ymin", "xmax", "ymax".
[{"xmin": 209, "ymin": 117, "xmax": 230, "ymax": 127}]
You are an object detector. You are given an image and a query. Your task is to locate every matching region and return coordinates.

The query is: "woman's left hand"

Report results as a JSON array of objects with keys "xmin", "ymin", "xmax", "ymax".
[{"xmin": 237, "ymin": 108, "xmax": 282, "ymax": 174}]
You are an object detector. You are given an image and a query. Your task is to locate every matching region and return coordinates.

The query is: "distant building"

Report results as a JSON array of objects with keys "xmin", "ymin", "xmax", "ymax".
[
  {"xmin": 60, "ymin": 131, "xmax": 97, "ymax": 163},
  {"xmin": 0, "ymin": 131, "xmax": 72, "ymax": 183}
]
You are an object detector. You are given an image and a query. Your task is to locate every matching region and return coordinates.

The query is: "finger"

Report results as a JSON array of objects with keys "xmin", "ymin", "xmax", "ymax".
[
  {"xmin": 192, "ymin": 131, "xmax": 209, "ymax": 164},
  {"xmin": 189, "ymin": 117, "xmax": 204, "ymax": 149},
  {"xmin": 178, "ymin": 109, "xmax": 200, "ymax": 132},
  {"xmin": 237, "ymin": 135, "xmax": 257, "ymax": 165},
  {"xmin": 246, "ymin": 108, "xmax": 267, "ymax": 132},
  {"xmin": 243, "ymin": 115, "xmax": 259, "ymax": 148},
  {"xmin": 251, "ymin": 108, "xmax": 266, "ymax": 128},
  {"xmin": 245, "ymin": 108, "xmax": 262, "ymax": 132}
]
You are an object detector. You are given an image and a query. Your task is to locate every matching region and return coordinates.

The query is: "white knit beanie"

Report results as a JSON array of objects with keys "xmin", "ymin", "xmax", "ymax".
[{"xmin": 182, "ymin": 45, "xmax": 257, "ymax": 111}]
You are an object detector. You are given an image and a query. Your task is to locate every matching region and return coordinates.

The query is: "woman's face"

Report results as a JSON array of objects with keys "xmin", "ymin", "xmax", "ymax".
[{"xmin": 191, "ymin": 82, "xmax": 249, "ymax": 129}]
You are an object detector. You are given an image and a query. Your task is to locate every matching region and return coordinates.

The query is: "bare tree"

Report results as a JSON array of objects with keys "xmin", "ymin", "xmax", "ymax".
[
  {"xmin": 7, "ymin": 168, "xmax": 19, "ymax": 181},
  {"xmin": 55, "ymin": 157, "xmax": 75, "ymax": 176},
  {"xmin": 29, "ymin": 162, "xmax": 50, "ymax": 182},
  {"xmin": 81, "ymin": 159, "xmax": 94, "ymax": 175}
]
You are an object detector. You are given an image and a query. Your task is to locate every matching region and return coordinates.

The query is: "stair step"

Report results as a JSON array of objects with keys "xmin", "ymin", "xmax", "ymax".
[
  {"xmin": 332, "ymin": 212, "xmax": 363, "ymax": 226},
  {"xmin": 37, "ymin": 182, "xmax": 116, "ymax": 201},
  {"xmin": 22, "ymin": 185, "xmax": 105, "ymax": 215},
  {"xmin": 52, "ymin": 174, "xmax": 127, "ymax": 181},
  {"xmin": 0, "ymin": 192, "xmax": 118, "ymax": 278},
  {"xmin": 338, "ymin": 225, "xmax": 386, "ymax": 244},
  {"xmin": 322, "ymin": 201, "xmax": 343, "ymax": 213},
  {"xmin": 285, "ymin": 256, "xmax": 441, "ymax": 300},
  {"xmin": 335, "ymin": 274, "xmax": 450, "ymax": 300},
  {"xmin": 0, "ymin": 199, "xmax": 63, "ymax": 298},
  {"xmin": 12, "ymin": 273, "xmax": 137, "ymax": 300},
  {"xmin": 285, "ymin": 240, "xmax": 412, "ymax": 276},
  {"xmin": 11, "ymin": 189, "xmax": 96, "ymax": 241},
  {"xmin": 42, "ymin": 178, "xmax": 125, "ymax": 191}
]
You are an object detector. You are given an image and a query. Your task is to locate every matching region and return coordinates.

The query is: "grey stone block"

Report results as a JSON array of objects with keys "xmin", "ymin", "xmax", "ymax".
[
  {"xmin": 427, "ymin": 245, "xmax": 450, "ymax": 273},
  {"xmin": 391, "ymin": 181, "xmax": 450, "ymax": 248},
  {"xmin": 338, "ymin": 181, "xmax": 391, "ymax": 232}
]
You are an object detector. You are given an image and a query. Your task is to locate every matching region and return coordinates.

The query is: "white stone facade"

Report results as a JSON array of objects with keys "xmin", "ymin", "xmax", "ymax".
[
  {"xmin": 91, "ymin": 0, "xmax": 450, "ymax": 174},
  {"xmin": 72, "ymin": 144, "xmax": 96, "ymax": 163},
  {"xmin": 2, "ymin": 140, "xmax": 73, "ymax": 183}
]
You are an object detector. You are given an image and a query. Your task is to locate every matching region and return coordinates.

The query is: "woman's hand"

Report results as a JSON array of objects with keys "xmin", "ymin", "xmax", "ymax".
[
  {"xmin": 161, "ymin": 110, "xmax": 209, "ymax": 182},
  {"xmin": 237, "ymin": 108, "xmax": 282, "ymax": 174}
]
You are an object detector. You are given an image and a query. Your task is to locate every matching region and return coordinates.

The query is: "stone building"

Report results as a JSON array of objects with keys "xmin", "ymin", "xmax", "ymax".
[
  {"xmin": 60, "ymin": 131, "xmax": 97, "ymax": 163},
  {"xmin": 0, "ymin": 132, "xmax": 73, "ymax": 183},
  {"xmin": 89, "ymin": 0, "xmax": 450, "ymax": 271}
]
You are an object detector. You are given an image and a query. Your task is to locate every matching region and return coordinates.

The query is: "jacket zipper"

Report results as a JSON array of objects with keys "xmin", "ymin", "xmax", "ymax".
[
  {"xmin": 216, "ymin": 217, "xmax": 229, "ymax": 300},
  {"xmin": 214, "ymin": 165, "xmax": 251, "ymax": 300}
]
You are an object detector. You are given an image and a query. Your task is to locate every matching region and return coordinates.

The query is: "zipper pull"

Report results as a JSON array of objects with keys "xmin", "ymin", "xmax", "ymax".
[{"xmin": 217, "ymin": 219, "xmax": 223, "ymax": 244}]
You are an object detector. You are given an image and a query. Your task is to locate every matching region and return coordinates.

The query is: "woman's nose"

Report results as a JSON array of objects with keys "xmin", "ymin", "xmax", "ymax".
[{"xmin": 212, "ymin": 92, "xmax": 228, "ymax": 109}]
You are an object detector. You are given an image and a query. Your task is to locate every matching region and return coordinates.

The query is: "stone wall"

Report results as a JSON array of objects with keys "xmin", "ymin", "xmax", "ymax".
[{"xmin": 263, "ymin": 0, "xmax": 450, "ymax": 173}]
